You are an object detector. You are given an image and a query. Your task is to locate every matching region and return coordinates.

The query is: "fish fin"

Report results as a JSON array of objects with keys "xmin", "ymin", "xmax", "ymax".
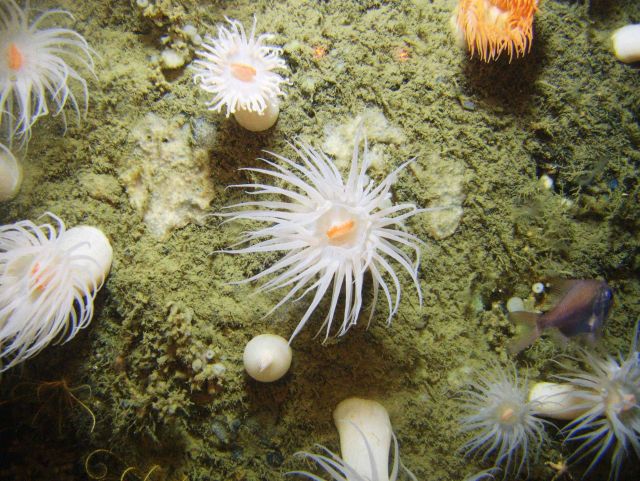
[
  {"xmin": 507, "ymin": 310, "xmax": 540, "ymax": 325},
  {"xmin": 557, "ymin": 328, "xmax": 600, "ymax": 345},
  {"xmin": 549, "ymin": 328, "xmax": 570, "ymax": 347},
  {"xmin": 507, "ymin": 311, "xmax": 542, "ymax": 354},
  {"xmin": 544, "ymin": 278, "xmax": 581, "ymax": 305},
  {"xmin": 586, "ymin": 330, "xmax": 602, "ymax": 343}
]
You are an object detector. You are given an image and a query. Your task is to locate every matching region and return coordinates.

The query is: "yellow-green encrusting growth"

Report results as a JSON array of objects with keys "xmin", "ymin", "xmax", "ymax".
[{"xmin": 0, "ymin": 1, "xmax": 639, "ymax": 481}]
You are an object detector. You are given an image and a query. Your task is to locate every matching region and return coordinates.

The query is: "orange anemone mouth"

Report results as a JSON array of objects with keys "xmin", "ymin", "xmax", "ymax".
[
  {"xmin": 7, "ymin": 42, "xmax": 24, "ymax": 71},
  {"xmin": 230, "ymin": 62, "xmax": 257, "ymax": 82},
  {"xmin": 326, "ymin": 219, "xmax": 355, "ymax": 243},
  {"xmin": 30, "ymin": 261, "xmax": 55, "ymax": 292},
  {"xmin": 456, "ymin": 0, "xmax": 537, "ymax": 62}
]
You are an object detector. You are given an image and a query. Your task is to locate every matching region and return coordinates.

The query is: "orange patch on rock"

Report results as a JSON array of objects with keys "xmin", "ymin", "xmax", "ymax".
[
  {"xmin": 312, "ymin": 45, "xmax": 327, "ymax": 60},
  {"xmin": 394, "ymin": 46, "xmax": 411, "ymax": 62}
]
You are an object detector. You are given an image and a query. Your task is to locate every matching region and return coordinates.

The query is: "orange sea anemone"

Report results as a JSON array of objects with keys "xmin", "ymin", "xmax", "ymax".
[{"xmin": 454, "ymin": 0, "xmax": 538, "ymax": 62}]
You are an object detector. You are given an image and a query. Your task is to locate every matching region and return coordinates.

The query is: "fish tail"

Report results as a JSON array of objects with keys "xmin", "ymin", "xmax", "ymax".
[{"xmin": 507, "ymin": 311, "xmax": 542, "ymax": 354}]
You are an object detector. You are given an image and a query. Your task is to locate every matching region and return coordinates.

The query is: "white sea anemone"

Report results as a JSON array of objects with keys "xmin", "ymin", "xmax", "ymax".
[
  {"xmin": 0, "ymin": 0, "xmax": 95, "ymax": 145},
  {"xmin": 552, "ymin": 325, "xmax": 640, "ymax": 480},
  {"xmin": 0, "ymin": 213, "xmax": 112, "ymax": 371},
  {"xmin": 193, "ymin": 16, "xmax": 288, "ymax": 132},
  {"xmin": 221, "ymin": 133, "xmax": 428, "ymax": 341},
  {"xmin": 458, "ymin": 363, "xmax": 548, "ymax": 478}
]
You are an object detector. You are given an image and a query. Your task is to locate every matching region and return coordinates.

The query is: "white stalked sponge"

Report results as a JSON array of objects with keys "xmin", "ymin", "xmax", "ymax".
[
  {"xmin": 0, "ymin": 143, "xmax": 21, "ymax": 201},
  {"xmin": 290, "ymin": 397, "xmax": 415, "ymax": 481},
  {"xmin": 243, "ymin": 333, "xmax": 292, "ymax": 382},
  {"xmin": 0, "ymin": 213, "xmax": 112, "ymax": 371},
  {"xmin": 192, "ymin": 16, "xmax": 288, "ymax": 132},
  {"xmin": 333, "ymin": 397, "xmax": 393, "ymax": 481},
  {"xmin": 611, "ymin": 24, "xmax": 640, "ymax": 63}
]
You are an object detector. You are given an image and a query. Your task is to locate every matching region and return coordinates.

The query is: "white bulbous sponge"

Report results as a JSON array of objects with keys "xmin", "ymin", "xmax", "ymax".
[{"xmin": 243, "ymin": 333, "xmax": 292, "ymax": 382}]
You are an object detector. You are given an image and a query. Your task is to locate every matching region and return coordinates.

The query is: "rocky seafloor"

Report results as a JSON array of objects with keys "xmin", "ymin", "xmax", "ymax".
[{"xmin": 1, "ymin": 1, "xmax": 639, "ymax": 480}]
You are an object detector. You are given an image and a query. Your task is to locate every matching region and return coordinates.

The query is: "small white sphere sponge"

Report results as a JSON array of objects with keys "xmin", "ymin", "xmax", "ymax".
[
  {"xmin": 506, "ymin": 296, "xmax": 525, "ymax": 313},
  {"xmin": 243, "ymin": 333, "xmax": 292, "ymax": 382},
  {"xmin": 612, "ymin": 24, "xmax": 640, "ymax": 63},
  {"xmin": 531, "ymin": 282, "xmax": 545, "ymax": 294}
]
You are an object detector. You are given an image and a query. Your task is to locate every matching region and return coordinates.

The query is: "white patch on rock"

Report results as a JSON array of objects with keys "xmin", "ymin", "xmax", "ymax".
[
  {"xmin": 121, "ymin": 113, "xmax": 214, "ymax": 239},
  {"xmin": 411, "ymin": 152, "xmax": 465, "ymax": 240},
  {"xmin": 322, "ymin": 107, "xmax": 406, "ymax": 173}
]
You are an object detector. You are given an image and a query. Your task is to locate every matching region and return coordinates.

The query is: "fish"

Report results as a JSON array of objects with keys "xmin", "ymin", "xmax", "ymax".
[{"xmin": 507, "ymin": 279, "xmax": 613, "ymax": 354}]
